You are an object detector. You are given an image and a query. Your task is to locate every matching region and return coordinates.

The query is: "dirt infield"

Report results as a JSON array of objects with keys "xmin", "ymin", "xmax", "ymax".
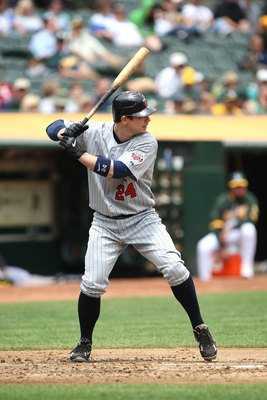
[{"xmin": 1, "ymin": 275, "xmax": 267, "ymax": 385}]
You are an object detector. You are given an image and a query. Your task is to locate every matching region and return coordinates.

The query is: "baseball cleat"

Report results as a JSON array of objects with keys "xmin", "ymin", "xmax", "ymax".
[
  {"xmin": 193, "ymin": 324, "xmax": 217, "ymax": 362},
  {"xmin": 70, "ymin": 338, "xmax": 92, "ymax": 362}
]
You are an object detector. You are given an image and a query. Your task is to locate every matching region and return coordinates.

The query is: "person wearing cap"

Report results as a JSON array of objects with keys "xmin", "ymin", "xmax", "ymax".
[
  {"xmin": 9, "ymin": 77, "xmax": 31, "ymax": 111},
  {"xmin": 155, "ymin": 51, "xmax": 190, "ymax": 98},
  {"xmin": 46, "ymin": 90, "xmax": 217, "ymax": 364},
  {"xmin": 196, "ymin": 171, "xmax": 259, "ymax": 280},
  {"xmin": 244, "ymin": 68, "xmax": 267, "ymax": 114},
  {"xmin": 211, "ymin": 89, "xmax": 244, "ymax": 115}
]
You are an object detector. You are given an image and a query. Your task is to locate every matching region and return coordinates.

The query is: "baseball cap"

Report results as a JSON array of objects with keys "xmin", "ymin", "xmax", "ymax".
[
  {"xmin": 222, "ymin": 71, "xmax": 240, "ymax": 85},
  {"xmin": 169, "ymin": 52, "xmax": 188, "ymax": 67},
  {"xmin": 71, "ymin": 17, "xmax": 83, "ymax": 28},
  {"xmin": 227, "ymin": 171, "xmax": 248, "ymax": 189},
  {"xmin": 14, "ymin": 77, "xmax": 30, "ymax": 90}
]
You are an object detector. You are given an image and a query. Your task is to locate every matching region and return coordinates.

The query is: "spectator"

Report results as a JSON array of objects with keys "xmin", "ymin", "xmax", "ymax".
[
  {"xmin": 44, "ymin": 30, "xmax": 69, "ymax": 73},
  {"xmin": 211, "ymin": 70, "xmax": 243, "ymax": 102},
  {"xmin": 196, "ymin": 171, "xmax": 259, "ymax": 280},
  {"xmin": 67, "ymin": 16, "xmax": 126, "ymax": 70},
  {"xmin": 245, "ymin": 69, "xmax": 267, "ymax": 114},
  {"xmin": 25, "ymin": 57, "xmax": 51, "ymax": 78},
  {"xmin": 39, "ymin": 80, "xmax": 60, "ymax": 114},
  {"xmin": 0, "ymin": 0, "xmax": 14, "ymax": 36},
  {"xmin": 155, "ymin": 52, "xmax": 198, "ymax": 99},
  {"xmin": 42, "ymin": 0, "xmax": 71, "ymax": 31},
  {"xmin": 211, "ymin": 89, "xmax": 244, "ymax": 115},
  {"xmin": 0, "ymin": 65, "xmax": 14, "ymax": 110},
  {"xmin": 28, "ymin": 14, "xmax": 58, "ymax": 60},
  {"xmin": 256, "ymin": 5, "xmax": 267, "ymax": 51},
  {"xmin": 128, "ymin": 0, "xmax": 165, "ymax": 50},
  {"xmin": 238, "ymin": 33, "xmax": 267, "ymax": 73},
  {"xmin": 178, "ymin": 66, "xmax": 203, "ymax": 102},
  {"xmin": 151, "ymin": 1, "xmax": 189, "ymax": 39},
  {"xmin": 9, "ymin": 77, "xmax": 32, "ymax": 111},
  {"xmin": 65, "ymin": 82, "xmax": 86, "ymax": 113},
  {"xmin": 90, "ymin": 2, "xmax": 162, "ymax": 52},
  {"xmin": 93, "ymin": 77, "xmax": 113, "ymax": 112},
  {"xmin": 20, "ymin": 93, "xmax": 41, "ymax": 112},
  {"xmin": 12, "ymin": 0, "xmax": 43, "ymax": 36},
  {"xmin": 89, "ymin": 0, "xmax": 115, "ymax": 41},
  {"xmin": 212, "ymin": 0, "xmax": 251, "ymax": 36},
  {"xmin": 180, "ymin": 0, "xmax": 214, "ymax": 35},
  {"xmin": 44, "ymin": 29, "xmax": 98, "ymax": 80},
  {"xmin": 197, "ymin": 91, "xmax": 216, "ymax": 115},
  {"xmin": 163, "ymin": 93, "xmax": 185, "ymax": 114},
  {"xmin": 102, "ymin": 2, "xmax": 145, "ymax": 48},
  {"xmin": 51, "ymin": 87, "xmax": 69, "ymax": 112},
  {"xmin": 239, "ymin": 0, "xmax": 261, "ymax": 31},
  {"xmin": 78, "ymin": 94, "xmax": 94, "ymax": 113}
]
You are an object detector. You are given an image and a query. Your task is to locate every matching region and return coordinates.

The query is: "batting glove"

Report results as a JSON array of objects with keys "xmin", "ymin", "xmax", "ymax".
[
  {"xmin": 59, "ymin": 136, "xmax": 86, "ymax": 160},
  {"xmin": 63, "ymin": 122, "xmax": 88, "ymax": 138}
]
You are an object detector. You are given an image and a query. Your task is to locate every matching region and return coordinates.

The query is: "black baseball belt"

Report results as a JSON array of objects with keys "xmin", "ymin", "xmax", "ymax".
[{"xmin": 101, "ymin": 209, "xmax": 149, "ymax": 220}]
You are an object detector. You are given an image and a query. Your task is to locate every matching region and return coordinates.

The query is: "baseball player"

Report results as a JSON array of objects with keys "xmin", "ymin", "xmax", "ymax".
[
  {"xmin": 46, "ymin": 91, "xmax": 217, "ymax": 363},
  {"xmin": 196, "ymin": 171, "xmax": 259, "ymax": 280}
]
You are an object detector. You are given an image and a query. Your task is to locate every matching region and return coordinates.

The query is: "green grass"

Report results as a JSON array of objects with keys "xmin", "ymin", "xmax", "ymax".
[
  {"xmin": 0, "ymin": 292, "xmax": 267, "ymax": 399},
  {"xmin": 0, "ymin": 291, "xmax": 266, "ymax": 350},
  {"xmin": 0, "ymin": 383, "xmax": 267, "ymax": 400}
]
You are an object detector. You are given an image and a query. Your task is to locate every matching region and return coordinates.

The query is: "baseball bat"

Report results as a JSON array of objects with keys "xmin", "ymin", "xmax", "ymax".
[{"xmin": 80, "ymin": 47, "xmax": 150, "ymax": 126}]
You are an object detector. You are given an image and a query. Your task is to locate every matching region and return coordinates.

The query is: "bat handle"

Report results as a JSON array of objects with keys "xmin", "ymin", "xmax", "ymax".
[{"xmin": 80, "ymin": 117, "xmax": 89, "ymax": 126}]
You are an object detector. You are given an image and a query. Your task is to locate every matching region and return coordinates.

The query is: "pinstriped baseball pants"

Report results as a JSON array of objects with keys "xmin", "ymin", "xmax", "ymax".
[{"xmin": 81, "ymin": 208, "xmax": 190, "ymax": 297}]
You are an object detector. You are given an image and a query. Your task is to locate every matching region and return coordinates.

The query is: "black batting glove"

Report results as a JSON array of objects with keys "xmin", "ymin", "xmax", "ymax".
[
  {"xmin": 63, "ymin": 122, "xmax": 88, "ymax": 138},
  {"xmin": 59, "ymin": 135, "xmax": 86, "ymax": 159}
]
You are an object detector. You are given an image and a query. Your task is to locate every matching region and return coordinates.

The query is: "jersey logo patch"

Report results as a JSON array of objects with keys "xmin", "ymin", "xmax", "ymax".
[{"xmin": 130, "ymin": 151, "xmax": 144, "ymax": 165}]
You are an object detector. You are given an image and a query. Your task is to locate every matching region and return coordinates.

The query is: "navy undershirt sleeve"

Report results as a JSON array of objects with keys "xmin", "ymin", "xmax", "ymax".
[
  {"xmin": 113, "ymin": 160, "xmax": 132, "ymax": 179},
  {"xmin": 46, "ymin": 119, "xmax": 65, "ymax": 141}
]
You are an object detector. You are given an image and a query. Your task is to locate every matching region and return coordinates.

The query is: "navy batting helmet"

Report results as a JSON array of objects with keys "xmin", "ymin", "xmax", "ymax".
[
  {"xmin": 227, "ymin": 171, "xmax": 248, "ymax": 189},
  {"xmin": 112, "ymin": 91, "xmax": 156, "ymax": 122}
]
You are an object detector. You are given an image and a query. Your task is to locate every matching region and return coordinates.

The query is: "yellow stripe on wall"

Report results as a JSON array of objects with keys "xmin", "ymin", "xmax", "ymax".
[{"xmin": 1, "ymin": 114, "xmax": 267, "ymax": 143}]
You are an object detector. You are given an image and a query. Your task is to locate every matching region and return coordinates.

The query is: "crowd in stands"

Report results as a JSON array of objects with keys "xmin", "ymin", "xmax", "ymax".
[{"xmin": 1, "ymin": 0, "xmax": 267, "ymax": 115}]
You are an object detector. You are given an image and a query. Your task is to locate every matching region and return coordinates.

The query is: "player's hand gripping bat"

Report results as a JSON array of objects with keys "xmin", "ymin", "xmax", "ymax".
[{"xmin": 79, "ymin": 47, "xmax": 150, "ymax": 126}]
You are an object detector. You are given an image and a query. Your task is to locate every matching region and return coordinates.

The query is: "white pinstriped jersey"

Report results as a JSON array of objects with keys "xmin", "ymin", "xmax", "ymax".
[{"xmin": 64, "ymin": 120, "xmax": 158, "ymax": 217}]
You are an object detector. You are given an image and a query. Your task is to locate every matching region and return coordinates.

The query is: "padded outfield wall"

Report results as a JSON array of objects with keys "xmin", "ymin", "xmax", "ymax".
[{"xmin": 0, "ymin": 114, "xmax": 267, "ymax": 275}]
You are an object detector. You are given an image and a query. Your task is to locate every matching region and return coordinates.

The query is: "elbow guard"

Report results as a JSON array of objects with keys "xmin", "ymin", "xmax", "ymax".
[{"xmin": 46, "ymin": 119, "xmax": 65, "ymax": 141}]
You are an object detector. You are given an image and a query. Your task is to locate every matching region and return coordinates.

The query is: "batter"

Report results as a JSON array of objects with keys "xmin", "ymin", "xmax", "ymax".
[{"xmin": 46, "ymin": 91, "xmax": 217, "ymax": 363}]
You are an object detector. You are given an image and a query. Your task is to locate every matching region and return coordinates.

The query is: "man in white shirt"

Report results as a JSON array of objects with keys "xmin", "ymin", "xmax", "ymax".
[
  {"xmin": 181, "ymin": 0, "xmax": 214, "ymax": 34},
  {"xmin": 155, "ymin": 52, "xmax": 188, "ymax": 98}
]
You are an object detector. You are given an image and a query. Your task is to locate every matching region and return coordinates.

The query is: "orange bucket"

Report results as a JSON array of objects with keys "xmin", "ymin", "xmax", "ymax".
[{"xmin": 212, "ymin": 254, "xmax": 241, "ymax": 277}]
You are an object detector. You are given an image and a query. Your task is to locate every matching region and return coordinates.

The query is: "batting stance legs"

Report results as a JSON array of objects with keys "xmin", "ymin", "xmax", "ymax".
[{"xmin": 70, "ymin": 210, "xmax": 217, "ymax": 362}]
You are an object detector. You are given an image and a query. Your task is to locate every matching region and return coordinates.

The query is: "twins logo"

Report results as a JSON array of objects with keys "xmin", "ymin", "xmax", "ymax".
[{"xmin": 130, "ymin": 151, "xmax": 144, "ymax": 163}]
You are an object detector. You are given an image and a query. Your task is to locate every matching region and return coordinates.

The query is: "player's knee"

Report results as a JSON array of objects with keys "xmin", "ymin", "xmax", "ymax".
[
  {"xmin": 162, "ymin": 261, "xmax": 190, "ymax": 286},
  {"xmin": 80, "ymin": 279, "xmax": 107, "ymax": 297},
  {"xmin": 240, "ymin": 223, "xmax": 257, "ymax": 240}
]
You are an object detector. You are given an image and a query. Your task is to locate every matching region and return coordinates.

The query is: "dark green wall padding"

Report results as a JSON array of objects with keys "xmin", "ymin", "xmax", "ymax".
[{"xmin": 182, "ymin": 142, "xmax": 225, "ymax": 274}]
